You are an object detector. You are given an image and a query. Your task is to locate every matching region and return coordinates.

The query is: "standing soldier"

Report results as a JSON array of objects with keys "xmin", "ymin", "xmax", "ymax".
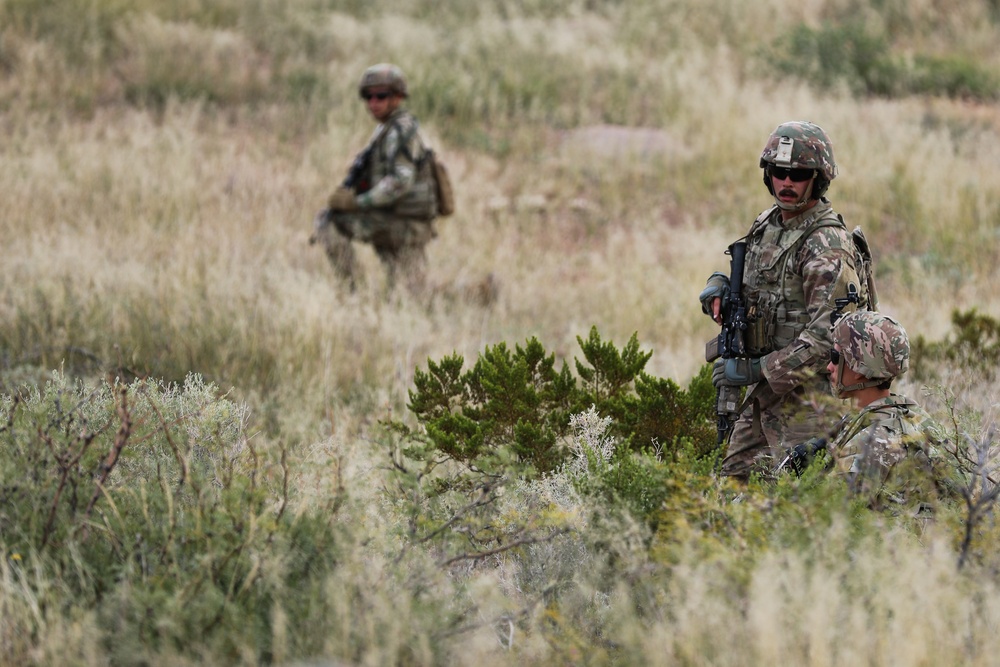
[
  {"xmin": 700, "ymin": 121, "xmax": 869, "ymax": 482},
  {"xmin": 311, "ymin": 63, "xmax": 438, "ymax": 294}
]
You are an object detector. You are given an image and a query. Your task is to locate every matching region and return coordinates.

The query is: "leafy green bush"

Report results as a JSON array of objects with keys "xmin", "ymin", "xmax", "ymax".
[
  {"xmin": 406, "ymin": 326, "xmax": 716, "ymax": 479},
  {"xmin": 909, "ymin": 54, "xmax": 1000, "ymax": 101},
  {"xmin": 911, "ymin": 308, "xmax": 1000, "ymax": 382},
  {"xmin": 383, "ymin": 330, "xmax": 716, "ymax": 585},
  {"xmin": 766, "ymin": 22, "xmax": 999, "ymax": 101},
  {"xmin": 768, "ymin": 22, "xmax": 902, "ymax": 97},
  {"xmin": 564, "ymin": 406, "xmax": 707, "ymax": 528}
]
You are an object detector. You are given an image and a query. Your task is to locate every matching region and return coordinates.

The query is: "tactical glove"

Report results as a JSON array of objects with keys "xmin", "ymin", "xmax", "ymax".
[
  {"xmin": 699, "ymin": 272, "xmax": 730, "ymax": 317},
  {"xmin": 327, "ymin": 186, "xmax": 358, "ymax": 212},
  {"xmin": 711, "ymin": 357, "xmax": 764, "ymax": 387},
  {"xmin": 785, "ymin": 437, "xmax": 827, "ymax": 476}
]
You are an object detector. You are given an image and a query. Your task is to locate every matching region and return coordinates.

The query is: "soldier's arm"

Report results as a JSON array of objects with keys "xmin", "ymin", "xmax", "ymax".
[{"xmin": 762, "ymin": 226, "xmax": 860, "ymax": 395}]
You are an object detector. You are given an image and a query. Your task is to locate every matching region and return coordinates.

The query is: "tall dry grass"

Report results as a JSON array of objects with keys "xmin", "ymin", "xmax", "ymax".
[{"xmin": 2, "ymin": 0, "xmax": 1000, "ymax": 664}]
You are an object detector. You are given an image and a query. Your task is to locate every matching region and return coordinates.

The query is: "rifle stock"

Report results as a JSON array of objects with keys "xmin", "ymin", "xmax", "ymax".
[{"xmin": 707, "ymin": 240, "xmax": 749, "ymax": 445}]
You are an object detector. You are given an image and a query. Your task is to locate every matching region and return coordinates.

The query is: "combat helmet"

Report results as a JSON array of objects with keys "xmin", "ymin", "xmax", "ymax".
[
  {"xmin": 831, "ymin": 311, "xmax": 909, "ymax": 395},
  {"xmin": 759, "ymin": 121, "xmax": 838, "ymax": 201},
  {"xmin": 358, "ymin": 63, "xmax": 408, "ymax": 98}
]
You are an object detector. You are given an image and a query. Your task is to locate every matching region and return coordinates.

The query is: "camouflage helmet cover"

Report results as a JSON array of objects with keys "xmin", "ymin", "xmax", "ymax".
[
  {"xmin": 358, "ymin": 63, "xmax": 408, "ymax": 97},
  {"xmin": 760, "ymin": 121, "xmax": 838, "ymax": 198},
  {"xmin": 832, "ymin": 311, "xmax": 910, "ymax": 381}
]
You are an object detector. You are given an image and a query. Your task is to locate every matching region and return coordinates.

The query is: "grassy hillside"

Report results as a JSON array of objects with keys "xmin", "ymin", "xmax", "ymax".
[{"xmin": 2, "ymin": 0, "xmax": 1000, "ymax": 664}]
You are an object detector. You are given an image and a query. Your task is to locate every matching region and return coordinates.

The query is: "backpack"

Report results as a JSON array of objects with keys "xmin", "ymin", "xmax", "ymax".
[
  {"xmin": 425, "ymin": 148, "xmax": 455, "ymax": 217},
  {"xmin": 850, "ymin": 225, "xmax": 879, "ymax": 312}
]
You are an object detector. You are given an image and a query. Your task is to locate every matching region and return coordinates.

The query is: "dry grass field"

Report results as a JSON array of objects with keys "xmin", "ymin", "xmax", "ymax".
[{"xmin": 2, "ymin": 0, "xmax": 1000, "ymax": 664}]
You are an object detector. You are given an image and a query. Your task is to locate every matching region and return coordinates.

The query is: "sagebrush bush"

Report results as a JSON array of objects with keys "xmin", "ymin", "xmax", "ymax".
[{"xmin": 0, "ymin": 373, "xmax": 344, "ymax": 664}]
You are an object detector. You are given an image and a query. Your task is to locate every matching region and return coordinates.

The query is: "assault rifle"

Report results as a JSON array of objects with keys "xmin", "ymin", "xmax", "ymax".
[
  {"xmin": 342, "ymin": 145, "xmax": 373, "ymax": 193},
  {"xmin": 705, "ymin": 241, "xmax": 749, "ymax": 445}
]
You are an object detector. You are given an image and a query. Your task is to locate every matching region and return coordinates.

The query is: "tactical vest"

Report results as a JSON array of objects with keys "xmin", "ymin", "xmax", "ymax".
[
  {"xmin": 366, "ymin": 113, "xmax": 438, "ymax": 220},
  {"xmin": 831, "ymin": 396, "xmax": 938, "ymax": 477},
  {"xmin": 742, "ymin": 203, "xmax": 871, "ymax": 356}
]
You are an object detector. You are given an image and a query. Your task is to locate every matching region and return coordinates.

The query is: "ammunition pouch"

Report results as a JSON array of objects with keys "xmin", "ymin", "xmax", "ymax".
[
  {"xmin": 392, "ymin": 180, "xmax": 438, "ymax": 220},
  {"xmin": 744, "ymin": 297, "xmax": 811, "ymax": 356}
]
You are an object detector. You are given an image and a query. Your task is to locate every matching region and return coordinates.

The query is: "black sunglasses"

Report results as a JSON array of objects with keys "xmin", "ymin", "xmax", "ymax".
[
  {"xmin": 361, "ymin": 91, "xmax": 391, "ymax": 101},
  {"xmin": 829, "ymin": 348, "xmax": 841, "ymax": 365},
  {"xmin": 770, "ymin": 166, "xmax": 815, "ymax": 182}
]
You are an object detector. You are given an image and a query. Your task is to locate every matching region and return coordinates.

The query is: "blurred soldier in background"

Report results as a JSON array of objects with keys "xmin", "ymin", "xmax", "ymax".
[
  {"xmin": 700, "ymin": 121, "xmax": 868, "ymax": 482},
  {"xmin": 310, "ymin": 63, "xmax": 438, "ymax": 294}
]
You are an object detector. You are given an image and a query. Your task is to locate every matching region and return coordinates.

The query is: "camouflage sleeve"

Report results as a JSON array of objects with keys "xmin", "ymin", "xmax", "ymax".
[
  {"xmin": 834, "ymin": 422, "xmax": 903, "ymax": 483},
  {"xmin": 762, "ymin": 225, "xmax": 860, "ymax": 394},
  {"xmin": 358, "ymin": 120, "xmax": 420, "ymax": 209}
]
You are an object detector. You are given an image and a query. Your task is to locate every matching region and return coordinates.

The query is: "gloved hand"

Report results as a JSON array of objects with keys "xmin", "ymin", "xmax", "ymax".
[
  {"xmin": 785, "ymin": 437, "xmax": 827, "ymax": 476},
  {"xmin": 699, "ymin": 272, "xmax": 730, "ymax": 318},
  {"xmin": 711, "ymin": 357, "xmax": 764, "ymax": 387},
  {"xmin": 327, "ymin": 186, "xmax": 358, "ymax": 212}
]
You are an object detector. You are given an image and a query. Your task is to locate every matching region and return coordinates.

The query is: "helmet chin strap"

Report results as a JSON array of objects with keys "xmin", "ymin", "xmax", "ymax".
[
  {"xmin": 773, "ymin": 174, "xmax": 816, "ymax": 212},
  {"xmin": 832, "ymin": 357, "xmax": 883, "ymax": 398}
]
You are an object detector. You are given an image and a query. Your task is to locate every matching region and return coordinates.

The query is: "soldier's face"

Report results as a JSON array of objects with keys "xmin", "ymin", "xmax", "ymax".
[
  {"xmin": 771, "ymin": 168, "xmax": 815, "ymax": 207},
  {"xmin": 362, "ymin": 87, "xmax": 401, "ymax": 121}
]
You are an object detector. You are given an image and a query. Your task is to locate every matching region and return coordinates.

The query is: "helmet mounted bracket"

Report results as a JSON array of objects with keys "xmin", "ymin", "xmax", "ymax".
[{"xmin": 774, "ymin": 136, "xmax": 794, "ymax": 168}]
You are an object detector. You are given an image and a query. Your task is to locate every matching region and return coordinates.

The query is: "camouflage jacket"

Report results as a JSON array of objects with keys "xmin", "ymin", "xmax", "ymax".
[
  {"xmin": 829, "ymin": 394, "xmax": 949, "ymax": 504},
  {"xmin": 356, "ymin": 108, "xmax": 436, "ymax": 219},
  {"xmin": 743, "ymin": 200, "xmax": 861, "ymax": 395}
]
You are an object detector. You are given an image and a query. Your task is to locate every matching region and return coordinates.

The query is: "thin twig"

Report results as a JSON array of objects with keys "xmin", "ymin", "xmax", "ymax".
[
  {"xmin": 275, "ymin": 442, "xmax": 289, "ymax": 524},
  {"xmin": 144, "ymin": 395, "xmax": 188, "ymax": 489},
  {"xmin": 79, "ymin": 386, "xmax": 132, "ymax": 540},
  {"xmin": 437, "ymin": 527, "xmax": 572, "ymax": 567},
  {"xmin": 39, "ymin": 428, "xmax": 96, "ymax": 550}
]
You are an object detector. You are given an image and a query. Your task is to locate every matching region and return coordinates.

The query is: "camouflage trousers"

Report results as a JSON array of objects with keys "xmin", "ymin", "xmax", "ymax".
[
  {"xmin": 720, "ymin": 376, "xmax": 840, "ymax": 480},
  {"xmin": 314, "ymin": 208, "xmax": 436, "ymax": 294}
]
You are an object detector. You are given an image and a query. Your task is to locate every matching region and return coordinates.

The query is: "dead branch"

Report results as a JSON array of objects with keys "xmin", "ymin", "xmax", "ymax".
[
  {"xmin": 437, "ymin": 527, "xmax": 573, "ymax": 568},
  {"xmin": 79, "ymin": 386, "xmax": 132, "ymax": 539}
]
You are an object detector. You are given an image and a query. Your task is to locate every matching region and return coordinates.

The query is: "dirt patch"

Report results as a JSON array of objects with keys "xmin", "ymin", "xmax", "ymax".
[{"xmin": 558, "ymin": 124, "xmax": 692, "ymax": 160}]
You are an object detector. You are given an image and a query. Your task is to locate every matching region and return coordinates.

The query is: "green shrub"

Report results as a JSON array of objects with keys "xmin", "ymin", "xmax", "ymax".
[
  {"xmin": 911, "ymin": 308, "xmax": 1000, "ymax": 382},
  {"xmin": 565, "ymin": 406, "xmax": 700, "ymax": 528},
  {"xmin": 386, "ymin": 330, "xmax": 717, "ymax": 579},
  {"xmin": 766, "ymin": 22, "xmax": 902, "ymax": 97},
  {"xmin": 406, "ymin": 326, "xmax": 716, "ymax": 479},
  {"xmin": 0, "ymin": 372, "xmax": 343, "ymax": 663},
  {"xmin": 909, "ymin": 54, "xmax": 1000, "ymax": 101},
  {"xmin": 766, "ymin": 22, "xmax": 1000, "ymax": 101}
]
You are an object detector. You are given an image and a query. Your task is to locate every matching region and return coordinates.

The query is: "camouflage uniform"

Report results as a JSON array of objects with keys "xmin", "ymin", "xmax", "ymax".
[
  {"xmin": 825, "ymin": 312, "xmax": 950, "ymax": 509},
  {"xmin": 828, "ymin": 394, "xmax": 946, "ymax": 507},
  {"xmin": 702, "ymin": 122, "xmax": 863, "ymax": 479},
  {"xmin": 722, "ymin": 203, "xmax": 861, "ymax": 476},
  {"xmin": 314, "ymin": 65, "xmax": 438, "ymax": 293}
]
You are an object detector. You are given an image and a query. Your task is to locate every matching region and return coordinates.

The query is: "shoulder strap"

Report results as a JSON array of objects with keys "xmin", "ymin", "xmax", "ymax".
[
  {"xmin": 839, "ymin": 397, "xmax": 920, "ymax": 441},
  {"xmin": 746, "ymin": 206, "xmax": 778, "ymax": 238},
  {"xmin": 385, "ymin": 117, "xmax": 423, "ymax": 165},
  {"xmin": 800, "ymin": 211, "xmax": 847, "ymax": 240}
]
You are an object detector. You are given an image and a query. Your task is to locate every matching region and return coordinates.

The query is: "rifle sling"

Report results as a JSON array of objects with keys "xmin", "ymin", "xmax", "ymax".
[{"xmin": 740, "ymin": 381, "xmax": 767, "ymax": 439}]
